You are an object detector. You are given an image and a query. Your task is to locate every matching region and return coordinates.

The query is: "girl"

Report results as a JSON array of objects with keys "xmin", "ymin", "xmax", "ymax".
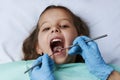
[{"xmin": 23, "ymin": 5, "xmax": 120, "ymax": 80}]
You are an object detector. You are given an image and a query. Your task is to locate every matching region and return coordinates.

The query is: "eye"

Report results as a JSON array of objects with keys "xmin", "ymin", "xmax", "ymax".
[
  {"xmin": 60, "ymin": 25, "xmax": 69, "ymax": 28},
  {"xmin": 42, "ymin": 27, "xmax": 50, "ymax": 32}
]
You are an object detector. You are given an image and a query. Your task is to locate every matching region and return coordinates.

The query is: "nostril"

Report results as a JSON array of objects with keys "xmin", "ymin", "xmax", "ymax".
[
  {"xmin": 55, "ymin": 29, "xmax": 59, "ymax": 32},
  {"xmin": 51, "ymin": 29, "xmax": 59, "ymax": 33},
  {"xmin": 51, "ymin": 30, "xmax": 54, "ymax": 33}
]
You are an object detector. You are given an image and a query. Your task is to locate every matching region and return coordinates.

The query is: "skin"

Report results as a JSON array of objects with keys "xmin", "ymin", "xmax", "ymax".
[
  {"xmin": 108, "ymin": 71, "xmax": 120, "ymax": 80},
  {"xmin": 36, "ymin": 8, "xmax": 78, "ymax": 64}
]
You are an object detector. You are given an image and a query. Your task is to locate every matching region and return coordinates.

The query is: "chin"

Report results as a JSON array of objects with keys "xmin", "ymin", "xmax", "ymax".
[{"xmin": 55, "ymin": 57, "xmax": 68, "ymax": 64}]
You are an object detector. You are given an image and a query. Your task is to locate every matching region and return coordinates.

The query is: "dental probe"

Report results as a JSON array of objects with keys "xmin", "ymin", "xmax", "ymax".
[
  {"xmin": 24, "ymin": 54, "xmax": 53, "ymax": 74},
  {"xmin": 61, "ymin": 34, "xmax": 108, "ymax": 50},
  {"xmin": 24, "ymin": 34, "xmax": 107, "ymax": 74}
]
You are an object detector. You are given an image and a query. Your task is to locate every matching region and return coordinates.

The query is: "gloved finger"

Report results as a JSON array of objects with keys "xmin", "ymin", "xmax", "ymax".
[
  {"xmin": 73, "ymin": 36, "xmax": 91, "ymax": 59},
  {"xmin": 32, "ymin": 56, "xmax": 42, "ymax": 71},
  {"xmin": 68, "ymin": 36, "xmax": 89, "ymax": 55},
  {"xmin": 41, "ymin": 54, "xmax": 49, "ymax": 67},
  {"xmin": 74, "ymin": 36, "xmax": 89, "ymax": 50},
  {"xmin": 42, "ymin": 54, "xmax": 54, "ymax": 69},
  {"xmin": 48, "ymin": 56, "xmax": 55, "ymax": 70},
  {"xmin": 32, "ymin": 56, "xmax": 42, "ymax": 66},
  {"xmin": 68, "ymin": 46, "xmax": 81, "ymax": 55},
  {"xmin": 68, "ymin": 37, "xmax": 81, "ymax": 55},
  {"xmin": 81, "ymin": 36, "xmax": 99, "ymax": 49},
  {"xmin": 87, "ymin": 41, "xmax": 98, "ymax": 50}
]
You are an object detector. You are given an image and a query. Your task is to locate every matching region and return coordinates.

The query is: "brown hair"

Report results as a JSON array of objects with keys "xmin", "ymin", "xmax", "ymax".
[{"xmin": 22, "ymin": 5, "xmax": 89, "ymax": 61}]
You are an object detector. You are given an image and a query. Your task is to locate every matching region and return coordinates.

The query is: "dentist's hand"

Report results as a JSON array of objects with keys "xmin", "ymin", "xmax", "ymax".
[
  {"xmin": 30, "ymin": 54, "xmax": 55, "ymax": 80},
  {"xmin": 69, "ymin": 36, "xmax": 114, "ymax": 80}
]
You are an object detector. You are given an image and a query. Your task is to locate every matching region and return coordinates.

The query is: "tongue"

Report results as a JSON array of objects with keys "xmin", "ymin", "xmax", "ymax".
[{"xmin": 53, "ymin": 46, "xmax": 63, "ymax": 52}]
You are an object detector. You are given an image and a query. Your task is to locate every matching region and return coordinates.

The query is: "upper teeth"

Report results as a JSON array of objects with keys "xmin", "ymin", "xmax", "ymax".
[{"xmin": 51, "ymin": 39, "xmax": 62, "ymax": 43}]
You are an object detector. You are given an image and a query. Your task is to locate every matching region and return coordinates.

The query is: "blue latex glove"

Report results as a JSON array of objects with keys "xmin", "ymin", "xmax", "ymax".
[
  {"xmin": 30, "ymin": 54, "xmax": 55, "ymax": 80},
  {"xmin": 68, "ymin": 36, "xmax": 114, "ymax": 80}
]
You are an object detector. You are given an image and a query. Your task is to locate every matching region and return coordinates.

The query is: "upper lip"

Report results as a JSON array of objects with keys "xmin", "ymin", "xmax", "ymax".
[{"xmin": 50, "ymin": 36, "xmax": 64, "ymax": 43}]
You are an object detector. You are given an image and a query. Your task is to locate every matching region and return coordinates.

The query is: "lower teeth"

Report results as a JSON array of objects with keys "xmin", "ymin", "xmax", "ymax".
[{"xmin": 53, "ymin": 46, "xmax": 62, "ymax": 52}]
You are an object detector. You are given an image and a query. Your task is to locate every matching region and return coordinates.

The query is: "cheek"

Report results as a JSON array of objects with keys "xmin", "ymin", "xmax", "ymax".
[
  {"xmin": 38, "ymin": 34, "xmax": 48, "ymax": 51},
  {"xmin": 67, "ymin": 33, "xmax": 77, "ymax": 44},
  {"xmin": 64, "ymin": 29, "xmax": 78, "ymax": 45}
]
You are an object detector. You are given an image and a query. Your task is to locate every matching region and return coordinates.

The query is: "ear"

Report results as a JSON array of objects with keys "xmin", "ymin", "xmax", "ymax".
[{"xmin": 36, "ymin": 45, "xmax": 43, "ymax": 55}]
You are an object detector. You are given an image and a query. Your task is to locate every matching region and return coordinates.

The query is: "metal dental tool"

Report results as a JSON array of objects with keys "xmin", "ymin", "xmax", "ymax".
[
  {"xmin": 24, "ymin": 34, "xmax": 107, "ymax": 74},
  {"xmin": 24, "ymin": 54, "xmax": 53, "ymax": 74},
  {"xmin": 53, "ymin": 34, "xmax": 108, "ymax": 52}
]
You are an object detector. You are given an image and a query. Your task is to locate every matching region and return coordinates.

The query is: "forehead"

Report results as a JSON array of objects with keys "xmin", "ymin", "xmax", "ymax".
[{"xmin": 40, "ymin": 8, "xmax": 73, "ymax": 20}]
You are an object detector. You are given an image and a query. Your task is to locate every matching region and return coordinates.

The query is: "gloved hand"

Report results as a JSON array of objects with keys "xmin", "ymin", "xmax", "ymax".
[
  {"xmin": 68, "ymin": 36, "xmax": 114, "ymax": 80},
  {"xmin": 30, "ymin": 54, "xmax": 55, "ymax": 80}
]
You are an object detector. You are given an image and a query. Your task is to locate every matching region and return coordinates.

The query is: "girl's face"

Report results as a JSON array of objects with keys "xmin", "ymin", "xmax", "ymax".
[{"xmin": 37, "ymin": 8, "xmax": 78, "ymax": 64}]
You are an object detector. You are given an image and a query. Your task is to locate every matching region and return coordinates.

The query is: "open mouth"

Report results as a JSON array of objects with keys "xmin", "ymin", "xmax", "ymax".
[{"xmin": 50, "ymin": 38, "xmax": 64, "ymax": 53}]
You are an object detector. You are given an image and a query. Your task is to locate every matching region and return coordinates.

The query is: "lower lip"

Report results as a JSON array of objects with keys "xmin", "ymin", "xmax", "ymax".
[{"xmin": 54, "ymin": 51, "xmax": 66, "ymax": 57}]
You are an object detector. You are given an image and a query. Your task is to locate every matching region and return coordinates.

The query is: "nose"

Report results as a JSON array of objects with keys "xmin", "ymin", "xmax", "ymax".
[{"xmin": 51, "ymin": 27, "xmax": 60, "ymax": 33}]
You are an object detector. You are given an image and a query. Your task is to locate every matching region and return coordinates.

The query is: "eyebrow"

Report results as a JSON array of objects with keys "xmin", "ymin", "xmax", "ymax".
[
  {"xmin": 39, "ymin": 21, "xmax": 48, "ymax": 28},
  {"xmin": 39, "ymin": 18, "xmax": 72, "ymax": 28},
  {"xmin": 61, "ymin": 18, "xmax": 73, "ymax": 23}
]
